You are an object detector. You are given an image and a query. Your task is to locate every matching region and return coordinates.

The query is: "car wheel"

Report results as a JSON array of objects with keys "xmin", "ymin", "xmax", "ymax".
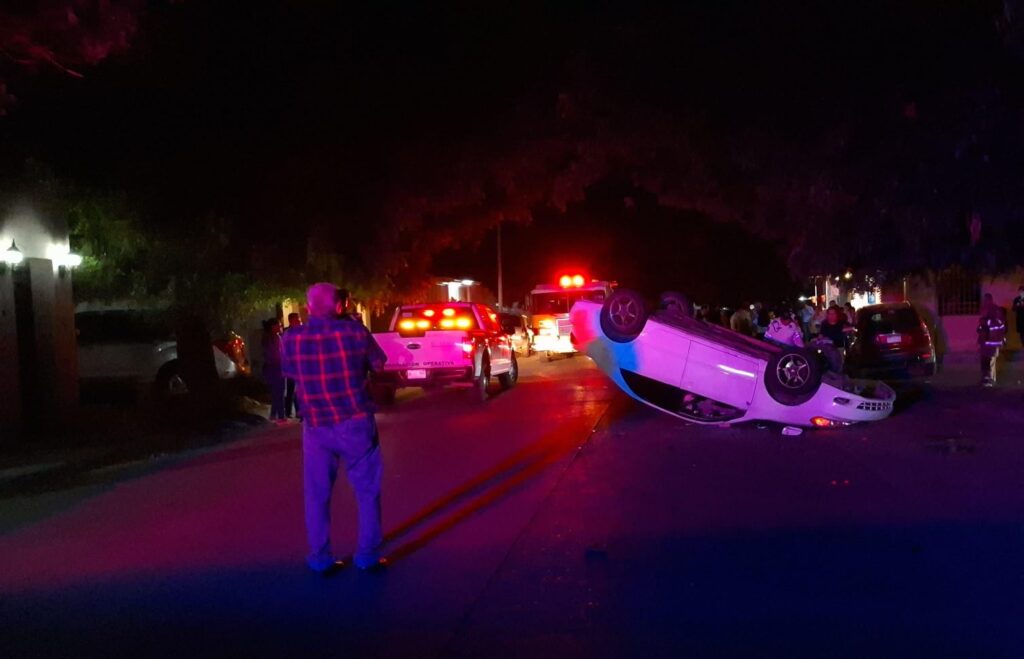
[
  {"xmin": 658, "ymin": 291, "xmax": 693, "ymax": 317},
  {"xmin": 600, "ymin": 289, "xmax": 648, "ymax": 342},
  {"xmin": 374, "ymin": 384, "xmax": 397, "ymax": 405},
  {"xmin": 498, "ymin": 353, "xmax": 518, "ymax": 390},
  {"xmin": 475, "ymin": 353, "xmax": 491, "ymax": 401},
  {"xmin": 765, "ymin": 347, "xmax": 823, "ymax": 405},
  {"xmin": 155, "ymin": 361, "xmax": 188, "ymax": 398}
]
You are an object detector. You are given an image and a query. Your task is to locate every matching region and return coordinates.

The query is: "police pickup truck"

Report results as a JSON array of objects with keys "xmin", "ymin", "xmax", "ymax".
[{"xmin": 372, "ymin": 302, "xmax": 518, "ymax": 402}]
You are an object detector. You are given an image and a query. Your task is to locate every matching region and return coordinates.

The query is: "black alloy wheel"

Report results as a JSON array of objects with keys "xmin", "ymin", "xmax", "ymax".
[{"xmin": 764, "ymin": 347, "xmax": 823, "ymax": 405}]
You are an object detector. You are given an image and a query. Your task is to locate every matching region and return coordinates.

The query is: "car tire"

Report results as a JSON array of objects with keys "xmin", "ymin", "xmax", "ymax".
[
  {"xmin": 600, "ymin": 289, "xmax": 648, "ymax": 343},
  {"xmin": 155, "ymin": 360, "xmax": 188, "ymax": 398},
  {"xmin": 475, "ymin": 353, "xmax": 491, "ymax": 401},
  {"xmin": 374, "ymin": 384, "xmax": 397, "ymax": 405},
  {"xmin": 498, "ymin": 353, "xmax": 519, "ymax": 390},
  {"xmin": 765, "ymin": 347, "xmax": 823, "ymax": 405},
  {"xmin": 658, "ymin": 291, "xmax": 693, "ymax": 317}
]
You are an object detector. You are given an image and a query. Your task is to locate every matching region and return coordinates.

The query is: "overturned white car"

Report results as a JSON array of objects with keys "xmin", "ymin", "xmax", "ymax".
[{"xmin": 570, "ymin": 290, "xmax": 895, "ymax": 428}]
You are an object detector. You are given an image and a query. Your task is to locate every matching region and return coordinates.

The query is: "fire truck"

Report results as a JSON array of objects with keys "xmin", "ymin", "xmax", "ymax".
[{"xmin": 529, "ymin": 275, "xmax": 615, "ymax": 360}]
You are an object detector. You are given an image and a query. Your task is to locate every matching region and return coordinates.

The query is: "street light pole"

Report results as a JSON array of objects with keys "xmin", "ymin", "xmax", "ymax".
[{"xmin": 497, "ymin": 223, "xmax": 503, "ymax": 309}]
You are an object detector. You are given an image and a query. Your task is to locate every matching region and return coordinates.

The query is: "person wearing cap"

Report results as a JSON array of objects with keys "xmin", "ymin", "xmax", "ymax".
[{"xmin": 281, "ymin": 282, "xmax": 388, "ymax": 575}]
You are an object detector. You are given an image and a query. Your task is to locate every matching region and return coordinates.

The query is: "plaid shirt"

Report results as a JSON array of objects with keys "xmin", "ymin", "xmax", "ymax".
[{"xmin": 281, "ymin": 317, "xmax": 387, "ymax": 427}]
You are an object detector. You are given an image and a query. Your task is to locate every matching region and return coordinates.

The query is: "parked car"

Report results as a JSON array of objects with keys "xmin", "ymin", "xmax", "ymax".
[
  {"xmin": 76, "ymin": 310, "xmax": 243, "ymax": 396},
  {"xmin": 372, "ymin": 302, "xmax": 518, "ymax": 402},
  {"xmin": 497, "ymin": 312, "xmax": 534, "ymax": 356},
  {"xmin": 846, "ymin": 302, "xmax": 936, "ymax": 378},
  {"xmin": 569, "ymin": 289, "xmax": 896, "ymax": 428}
]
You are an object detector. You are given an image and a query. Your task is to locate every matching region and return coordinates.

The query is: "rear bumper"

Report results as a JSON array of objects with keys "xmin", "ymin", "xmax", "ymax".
[
  {"xmin": 374, "ymin": 366, "xmax": 474, "ymax": 388},
  {"xmin": 533, "ymin": 333, "xmax": 575, "ymax": 354},
  {"xmin": 853, "ymin": 354, "xmax": 936, "ymax": 378}
]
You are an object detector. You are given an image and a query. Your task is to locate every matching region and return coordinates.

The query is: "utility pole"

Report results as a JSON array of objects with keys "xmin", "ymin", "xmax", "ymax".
[{"xmin": 496, "ymin": 223, "xmax": 504, "ymax": 309}]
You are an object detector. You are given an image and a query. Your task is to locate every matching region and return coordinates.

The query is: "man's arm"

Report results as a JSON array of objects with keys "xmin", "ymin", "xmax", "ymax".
[{"xmin": 364, "ymin": 328, "xmax": 387, "ymax": 372}]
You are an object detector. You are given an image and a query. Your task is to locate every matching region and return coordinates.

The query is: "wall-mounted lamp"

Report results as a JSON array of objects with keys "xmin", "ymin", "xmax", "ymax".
[
  {"xmin": 1, "ymin": 240, "xmax": 24, "ymax": 267},
  {"xmin": 52, "ymin": 252, "xmax": 83, "ymax": 268},
  {"xmin": 47, "ymin": 244, "xmax": 84, "ymax": 274}
]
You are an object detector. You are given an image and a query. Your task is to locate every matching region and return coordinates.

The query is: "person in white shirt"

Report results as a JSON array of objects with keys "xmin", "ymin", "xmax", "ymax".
[{"xmin": 765, "ymin": 307, "xmax": 805, "ymax": 347}]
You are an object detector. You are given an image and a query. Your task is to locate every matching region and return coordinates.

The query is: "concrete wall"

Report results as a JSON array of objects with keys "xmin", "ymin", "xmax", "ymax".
[
  {"xmin": 0, "ymin": 201, "xmax": 80, "ymax": 435},
  {"xmin": 0, "ymin": 269, "xmax": 19, "ymax": 430},
  {"xmin": 906, "ymin": 268, "xmax": 1024, "ymax": 355}
]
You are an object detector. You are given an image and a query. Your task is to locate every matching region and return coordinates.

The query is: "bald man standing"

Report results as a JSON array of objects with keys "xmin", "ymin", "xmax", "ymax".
[{"xmin": 281, "ymin": 283, "xmax": 388, "ymax": 574}]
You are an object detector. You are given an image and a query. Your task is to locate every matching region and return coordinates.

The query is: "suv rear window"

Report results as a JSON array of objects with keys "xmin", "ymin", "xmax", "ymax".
[
  {"xmin": 859, "ymin": 307, "xmax": 920, "ymax": 335},
  {"xmin": 396, "ymin": 304, "xmax": 480, "ymax": 332}
]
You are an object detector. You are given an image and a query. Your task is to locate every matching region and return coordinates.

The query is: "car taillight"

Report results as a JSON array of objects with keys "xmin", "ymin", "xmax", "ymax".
[
  {"xmin": 811, "ymin": 416, "xmax": 834, "ymax": 427},
  {"xmin": 459, "ymin": 338, "xmax": 474, "ymax": 358}
]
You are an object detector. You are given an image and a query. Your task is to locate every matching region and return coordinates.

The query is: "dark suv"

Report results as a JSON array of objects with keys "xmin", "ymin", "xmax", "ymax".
[{"xmin": 847, "ymin": 302, "xmax": 936, "ymax": 378}]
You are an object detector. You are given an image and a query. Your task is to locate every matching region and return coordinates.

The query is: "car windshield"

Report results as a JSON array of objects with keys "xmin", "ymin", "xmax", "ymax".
[
  {"xmin": 531, "ymin": 290, "xmax": 606, "ymax": 315},
  {"xmin": 497, "ymin": 313, "xmax": 523, "ymax": 331},
  {"xmin": 860, "ymin": 307, "xmax": 920, "ymax": 335}
]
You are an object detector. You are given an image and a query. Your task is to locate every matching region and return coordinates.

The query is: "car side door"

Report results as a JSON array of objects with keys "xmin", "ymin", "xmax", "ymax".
[{"xmin": 476, "ymin": 305, "xmax": 511, "ymax": 373}]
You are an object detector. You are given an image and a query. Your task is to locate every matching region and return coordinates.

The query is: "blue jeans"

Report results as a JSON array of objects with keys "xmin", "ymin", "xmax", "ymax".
[{"xmin": 303, "ymin": 414, "xmax": 382, "ymax": 570}]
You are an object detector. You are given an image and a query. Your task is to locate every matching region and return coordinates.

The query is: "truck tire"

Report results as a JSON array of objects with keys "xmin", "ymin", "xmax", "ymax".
[
  {"xmin": 498, "ymin": 353, "xmax": 519, "ymax": 390},
  {"xmin": 475, "ymin": 353, "xmax": 491, "ymax": 401},
  {"xmin": 765, "ymin": 347, "xmax": 823, "ymax": 405},
  {"xmin": 374, "ymin": 384, "xmax": 397, "ymax": 406},
  {"xmin": 155, "ymin": 360, "xmax": 188, "ymax": 399}
]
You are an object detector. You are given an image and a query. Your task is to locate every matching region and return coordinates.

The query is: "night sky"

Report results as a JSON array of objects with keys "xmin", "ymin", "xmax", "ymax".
[{"xmin": 0, "ymin": 1, "xmax": 1013, "ymax": 305}]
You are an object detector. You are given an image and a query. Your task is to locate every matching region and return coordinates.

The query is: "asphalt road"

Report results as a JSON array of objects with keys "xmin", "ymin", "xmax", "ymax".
[{"xmin": 1, "ymin": 355, "xmax": 1023, "ymax": 657}]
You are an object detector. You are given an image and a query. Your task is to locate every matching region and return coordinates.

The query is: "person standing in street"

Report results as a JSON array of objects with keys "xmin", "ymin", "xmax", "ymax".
[
  {"xmin": 283, "ymin": 312, "xmax": 302, "ymax": 420},
  {"xmin": 261, "ymin": 318, "xmax": 287, "ymax": 423},
  {"xmin": 799, "ymin": 301, "xmax": 815, "ymax": 341},
  {"xmin": 1012, "ymin": 285, "xmax": 1024, "ymax": 349},
  {"xmin": 729, "ymin": 304, "xmax": 754, "ymax": 336},
  {"xmin": 764, "ymin": 306, "xmax": 805, "ymax": 347},
  {"xmin": 843, "ymin": 302, "xmax": 857, "ymax": 325},
  {"xmin": 978, "ymin": 294, "xmax": 1007, "ymax": 387},
  {"xmin": 281, "ymin": 282, "xmax": 388, "ymax": 575}
]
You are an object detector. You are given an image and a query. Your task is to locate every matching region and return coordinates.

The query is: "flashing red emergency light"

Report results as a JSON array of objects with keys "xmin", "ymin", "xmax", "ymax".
[{"xmin": 559, "ymin": 273, "xmax": 587, "ymax": 288}]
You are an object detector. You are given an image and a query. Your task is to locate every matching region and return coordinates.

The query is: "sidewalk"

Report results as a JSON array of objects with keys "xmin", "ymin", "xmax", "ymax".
[
  {"xmin": 933, "ymin": 348, "xmax": 1024, "ymax": 388},
  {"xmin": 0, "ymin": 399, "xmax": 274, "ymax": 499}
]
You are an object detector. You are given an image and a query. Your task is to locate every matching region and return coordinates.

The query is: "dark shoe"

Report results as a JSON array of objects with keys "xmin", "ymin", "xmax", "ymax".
[
  {"xmin": 310, "ymin": 560, "xmax": 347, "ymax": 577},
  {"xmin": 356, "ymin": 558, "xmax": 388, "ymax": 573}
]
